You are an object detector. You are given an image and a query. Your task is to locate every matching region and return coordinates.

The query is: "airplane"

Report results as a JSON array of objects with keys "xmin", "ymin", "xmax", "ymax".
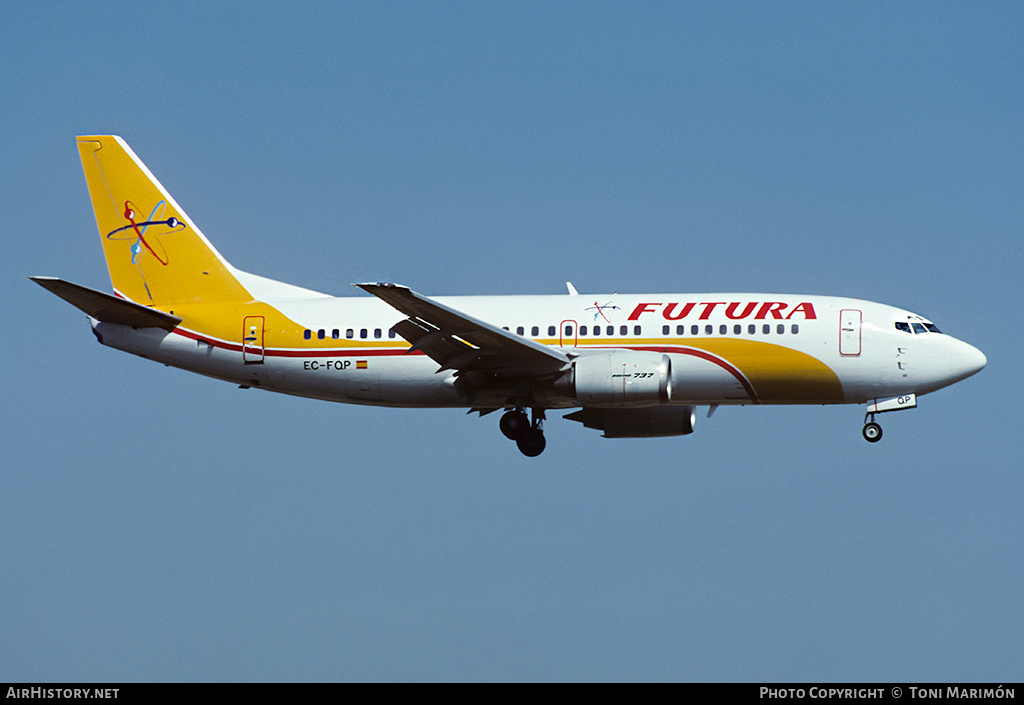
[{"xmin": 32, "ymin": 135, "xmax": 987, "ymax": 457}]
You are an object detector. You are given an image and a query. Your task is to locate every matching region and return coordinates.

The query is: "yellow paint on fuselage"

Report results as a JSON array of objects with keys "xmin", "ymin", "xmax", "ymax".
[
  {"xmin": 693, "ymin": 338, "xmax": 842, "ymax": 403},
  {"xmin": 544, "ymin": 336, "xmax": 842, "ymax": 403},
  {"xmin": 575, "ymin": 337, "xmax": 843, "ymax": 403}
]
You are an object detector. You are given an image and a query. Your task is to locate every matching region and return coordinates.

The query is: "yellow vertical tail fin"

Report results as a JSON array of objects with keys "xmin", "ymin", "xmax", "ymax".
[{"xmin": 77, "ymin": 135, "xmax": 251, "ymax": 305}]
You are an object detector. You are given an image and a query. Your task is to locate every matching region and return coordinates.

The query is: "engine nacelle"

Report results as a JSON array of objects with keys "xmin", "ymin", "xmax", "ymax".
[
  {"xmin": 564, "ymin": 406, "xmax": 696, "ymax": 438},
  {"xmin": 557, "ymin": 351, "xmax": 672, "ymax": 406}
]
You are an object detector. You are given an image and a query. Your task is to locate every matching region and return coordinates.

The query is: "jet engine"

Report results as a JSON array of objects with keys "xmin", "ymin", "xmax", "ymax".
[{"xmin": 556, "ymin": 351, "xmax": 672, "ymax": 406}]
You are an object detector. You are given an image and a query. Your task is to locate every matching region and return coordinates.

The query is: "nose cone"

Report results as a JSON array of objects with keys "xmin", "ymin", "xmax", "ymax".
[{"xmin": 947, "ymin": 339, "xmax": 987, "ymax": 384}]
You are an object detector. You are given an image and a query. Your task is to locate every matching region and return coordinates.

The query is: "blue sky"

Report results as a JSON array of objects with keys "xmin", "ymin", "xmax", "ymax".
[{"xmin": 2, "ymin": 1, "xmax": 1021, "ymax": 682}]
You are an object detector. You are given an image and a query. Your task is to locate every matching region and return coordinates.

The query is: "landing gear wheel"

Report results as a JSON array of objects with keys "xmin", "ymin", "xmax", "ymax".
[
  {"xmin": 500, "ymin": 410, "xmax": 530, "ymax": 440},
  {"xmin": 862, "ymin": 422, "xmax": 883, "ymax": 443},
  {"xmin": 516, "ymin": 428, "xmax": 546, "ymax": 457}
]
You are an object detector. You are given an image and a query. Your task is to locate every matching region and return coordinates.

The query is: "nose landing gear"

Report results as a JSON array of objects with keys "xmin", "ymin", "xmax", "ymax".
[
  {"xmin": 861, "ymin": 395, "xmax": 918, "ymax": 443},
  {"xmin": 862, "ymin": 419, "xmax": 883, "ymax": 443},
  {"xmin": 862, "ymin": 410, "xmax": 883, "ymax": 443},
  {"xmin": 500, "ymin": 407, "xmax": 547, "ymax": 456}
]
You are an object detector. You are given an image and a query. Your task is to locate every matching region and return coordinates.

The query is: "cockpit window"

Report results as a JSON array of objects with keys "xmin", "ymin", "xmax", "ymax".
[{"xmin": 896, "ymin": 320, "xmax": 943, "ymax": 335}]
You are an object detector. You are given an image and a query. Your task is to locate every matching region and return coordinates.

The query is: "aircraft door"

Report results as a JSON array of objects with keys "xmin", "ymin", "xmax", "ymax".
[
  {"xmin": 839, "ymin": 309, "xmax": 861, "ymax": 356},
  {"xmin": 243, "ymin": 315, "xmax": 265, "ymax": 364}
]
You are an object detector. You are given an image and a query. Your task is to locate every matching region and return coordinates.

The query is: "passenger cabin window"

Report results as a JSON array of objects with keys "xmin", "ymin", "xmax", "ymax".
[
  {"xmin": 331, "ymin": 329, "xmax": 340, "ymax": 339},
  {"xmin": 619, "ymin": 325, "xmax": 628, "ymax": 335},
  {"xmin": 662, "ymin": 325, "xmax": 670, "ymax": 335},
  {"xmin": 581, "ymin": 325, "xmax": 588, "ymax": 336},
  {"xmin": 516, "ymin": 326, "xmax": 524, "ymax": 335},
  {"xmin": 374, "ymin": 329, "xmax": 381, "ymax": 339},
  {"xmin": 606, "ymin": 325, "xmax": 614, "ymax": 335},
  {"xmin": 791, "ymin": 324, "xmax": 799, "ymax": 334},
  {"xmin": 705, "ymin": 325, "xmax": 713, "ymax": 335},
  {"xmin": 360, "ymin": 328, "xmax": 368, "ymax": 339},
  {"xmin": 734, "ymin": 324, "xmax": 741, "ymax": 335},
  {"xmin": 346, "ymin": 329, "xmax": 354, "ymax": 339},
  {"xmin": 719, "ymin": 324, "xmax": 727, "ymax": 335},
  {"xmin": 691, "ymin": 325, "xmax": 699, "ymax": 335},
  {"xmin": 565, "ymin": 325, "xmax": 574, "ymax": 337},
  {"xmin": 303, "ymin": 330, "xmax": 311, "ymax": 340},
  {"xmin": 677, "ymin": 325, "xmax": 685, "ymax": 335},
  {"xmin": 317, "ymin": 329, "xmax": 325, "ymax": 340},
  {"xmin": 748, "ymin": 324, "xmax": 756, "ymax": 335},
  {"xmin": 531, "ymin": 326, "xmax": 539, "ymax": 337},
  {"xmin": 548, "ymin": 326, "xmax": 556, "ymax": 336}
]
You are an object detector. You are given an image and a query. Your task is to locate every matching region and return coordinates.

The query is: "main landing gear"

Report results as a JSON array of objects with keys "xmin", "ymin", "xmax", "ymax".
[
  {"xmin": 862, "ymin": 413, "xmax": 883, "ymax": 443},
  {"xmin": 500, "ymin": 407, "xmax": 547, "ymax": 457}
]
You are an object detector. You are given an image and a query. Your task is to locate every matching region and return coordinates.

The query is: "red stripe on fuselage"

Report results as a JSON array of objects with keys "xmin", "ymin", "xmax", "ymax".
[{"xmin": 170, "ymin": 330, "xmax": 759, "ymax": 402}]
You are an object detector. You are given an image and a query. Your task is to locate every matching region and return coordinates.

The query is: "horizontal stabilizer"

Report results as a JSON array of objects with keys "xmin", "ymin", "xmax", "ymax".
[{"xmin": 30, "ymin": 276, "xmax": 182, "ymax": 331}]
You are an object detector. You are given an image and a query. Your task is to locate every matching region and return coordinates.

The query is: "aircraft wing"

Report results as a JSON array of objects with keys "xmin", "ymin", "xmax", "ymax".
[{"xmin": 356, "ymin": 282, "xmax": 570, "ymax": 378}]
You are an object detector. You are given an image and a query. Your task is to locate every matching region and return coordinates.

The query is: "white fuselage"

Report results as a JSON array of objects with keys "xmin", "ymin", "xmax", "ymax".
[{"xmin": 92, "ymin": 291, "xmax": 987, "ymax": 412}]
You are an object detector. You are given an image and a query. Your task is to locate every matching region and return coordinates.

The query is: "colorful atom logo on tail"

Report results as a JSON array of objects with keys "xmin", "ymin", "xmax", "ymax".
[{"xmin": 105, "ymin": 200, "xmax": 186, "ymax": 266}]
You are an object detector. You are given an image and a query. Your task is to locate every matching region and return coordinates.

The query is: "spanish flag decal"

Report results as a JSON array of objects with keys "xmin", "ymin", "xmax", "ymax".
[{"xmin": 356, "ymin": 360, "xmax": 368, "ymax": 369}]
